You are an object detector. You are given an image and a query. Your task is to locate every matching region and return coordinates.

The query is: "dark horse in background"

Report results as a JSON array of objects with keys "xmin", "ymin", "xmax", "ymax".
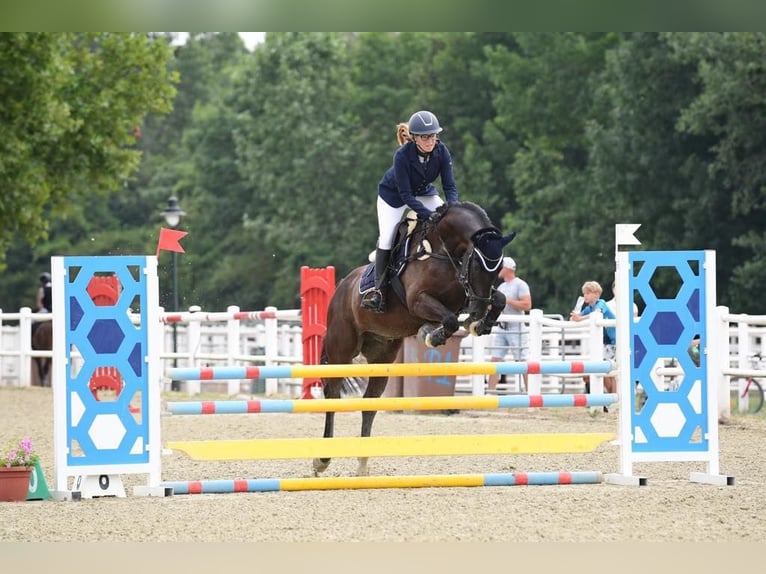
[
  {"xmin": 31, "ymin": 320, "xmax": 52, "ymax": 387},
  {"xmin": 314, "ymin": 201, "xmax": 516, "ymax": 476}
]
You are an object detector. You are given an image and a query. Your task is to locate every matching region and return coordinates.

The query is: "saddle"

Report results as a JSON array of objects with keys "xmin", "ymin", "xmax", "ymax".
[{"xmin": 359, "ymin": 212, "xmax": 432, "ymax": 303}]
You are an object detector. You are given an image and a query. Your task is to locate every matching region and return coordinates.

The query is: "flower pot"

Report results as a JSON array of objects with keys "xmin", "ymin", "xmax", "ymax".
[{"xmin": 0, "ymin": 467, "xmax": 32, "ymax": 502}]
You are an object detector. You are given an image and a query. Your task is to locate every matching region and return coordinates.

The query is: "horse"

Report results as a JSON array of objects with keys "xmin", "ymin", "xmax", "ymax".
[
  {"xmin": 314, "ymin": 201, "xmax": 516, "ymax": 476},
  {"xmin": 31, "ymin": 320, "xmax": 52, "ymax": 387}
]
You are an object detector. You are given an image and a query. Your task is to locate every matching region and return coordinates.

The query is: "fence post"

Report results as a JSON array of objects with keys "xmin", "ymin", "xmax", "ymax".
[
  {"xmin": 0, "ymin": 309, "xmax": 5, "ymax": 386},
  {"xmin": 588, "ymin": 313, "xmax": 604, "ymax": 395},
  {"xmin": 736, "ymin": 314, "xmax": 750, "ymax": 413},
  {"xmin": 187, "ymin": 306, "xmax": 201, "ymax": 396},
  {"xmin": 226, "ymin": 305, "xmax": 240, "ymax": 396},
  {"xmin": 19, "ymin": 307, "xmax": 33, "ymax": 387},
  {"xmin": 470, "ymin": 334, "xmax": 485, "ymax": 396},
  {"xmin": 716, "ymin": 306, "xmax": 731, "ymax": 422},
  {"xmin": 264, "ymin": 306, "xmax": 279, "ymax": 395},
  {"xmin": 527, "ymin": 309, "xmax": 544, "ymax": 394}
]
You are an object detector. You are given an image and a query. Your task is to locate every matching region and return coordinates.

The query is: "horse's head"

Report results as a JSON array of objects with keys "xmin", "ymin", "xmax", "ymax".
[{"xmin": 427, "ymin": 201, "xmax": 516, "ymax": 313}]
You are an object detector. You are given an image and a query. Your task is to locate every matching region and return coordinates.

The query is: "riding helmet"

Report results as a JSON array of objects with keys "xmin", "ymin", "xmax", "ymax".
[
  {"xmin": 40, "ymin": 272, "xmax": 51, "ymax": 283},
  {"xmin": 408, "ymin": 110, "xmax": 443, "ymax": 135}
]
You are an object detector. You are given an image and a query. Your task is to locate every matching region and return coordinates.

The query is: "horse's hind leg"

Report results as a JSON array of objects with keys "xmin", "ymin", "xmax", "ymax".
[
  {"xmin": 356, "ymin": 374, "xmax": 390, "ymax": 476},
  {"xmin": 33, "ymin": 358, "xmax": 48, "ymax": 387},
  {"xmin": 312, "ymin": 377, "xmax": 342, "ymax": 476},
  {"xmin": 355, "ymin": 338, "xmax": 403, "ymax": 476}
]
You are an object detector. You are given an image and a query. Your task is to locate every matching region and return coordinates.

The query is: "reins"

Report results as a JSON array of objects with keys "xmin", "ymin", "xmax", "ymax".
[{"xmin": 414, "ymin": 218, "xmax": 502, "ymax": 306}]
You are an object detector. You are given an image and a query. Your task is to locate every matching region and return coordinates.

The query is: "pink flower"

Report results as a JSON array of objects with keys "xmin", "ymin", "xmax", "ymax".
[{"xmin": 1, "ymin": 436, "xmax": 39, "ymax": 468}]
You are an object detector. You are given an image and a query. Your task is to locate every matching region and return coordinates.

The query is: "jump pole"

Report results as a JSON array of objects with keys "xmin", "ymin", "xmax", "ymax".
[
  {"xmin": 165, "ymin": 393, "xmax": 617, "ymax": 415},
  {"xmin": 167, "ymin": 432, "xmax": 615, "ymax": 461},
  {"xmin": 162, "ymin": 471, "xmax": 604, "ymax": 494},
  {"xmin": 166, "ymin": 360, "xmax": 614, "ymax": 381}
]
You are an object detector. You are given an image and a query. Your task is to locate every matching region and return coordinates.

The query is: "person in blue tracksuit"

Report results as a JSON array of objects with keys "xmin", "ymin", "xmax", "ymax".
[{"xmin": 361, "ymin": 110, "xmax": 460, "ymax": 313}]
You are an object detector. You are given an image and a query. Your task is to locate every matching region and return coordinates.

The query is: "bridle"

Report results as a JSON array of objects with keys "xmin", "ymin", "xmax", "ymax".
[{"xmin": 417, "ymin": 220, "xmax": 504, "ymax": 306}]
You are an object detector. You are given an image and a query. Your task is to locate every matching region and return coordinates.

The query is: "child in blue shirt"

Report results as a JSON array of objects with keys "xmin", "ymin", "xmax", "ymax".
[{"xmin": 570, "ymin": 280, "xmax": 617, "ymax": 400}]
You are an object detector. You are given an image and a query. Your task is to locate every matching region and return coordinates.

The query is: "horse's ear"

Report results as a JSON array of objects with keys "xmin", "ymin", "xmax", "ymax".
[{"xmin": 501, "ymin": 231, "xmax": 517, "ymax": 246}]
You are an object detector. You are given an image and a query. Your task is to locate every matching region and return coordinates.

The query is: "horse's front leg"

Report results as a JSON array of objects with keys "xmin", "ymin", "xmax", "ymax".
[
  {"xmin": 410, "ymin": 293, "xmax": 460, "ymax": 348},
  {"xmin": 467, "ymin": 290, "xmax": 506, "ymax": 336},
  {"xmin": 312, "ymin": 377, "xmax": 342, "ymax": 476}
]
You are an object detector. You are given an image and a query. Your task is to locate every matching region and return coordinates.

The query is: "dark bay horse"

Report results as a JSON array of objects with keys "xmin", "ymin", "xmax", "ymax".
[
  {"xmin": 31, "ymin": 320, "xmax": 52, "ymax": 387},
  {"xmin": 314, "ymin": 201, "xmax": 516, "ymax": 476}
]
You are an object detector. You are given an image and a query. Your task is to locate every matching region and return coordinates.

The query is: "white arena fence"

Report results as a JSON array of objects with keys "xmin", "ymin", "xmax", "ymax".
[{"xmin": 2, "ymin": 304, "xmax": 766, "ymax": 405}]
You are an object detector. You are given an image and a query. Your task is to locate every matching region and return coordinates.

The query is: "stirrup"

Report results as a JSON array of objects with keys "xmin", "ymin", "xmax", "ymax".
[{"xmin": 360, "ymin": 289, "xmax": 385, "ymax": 312}]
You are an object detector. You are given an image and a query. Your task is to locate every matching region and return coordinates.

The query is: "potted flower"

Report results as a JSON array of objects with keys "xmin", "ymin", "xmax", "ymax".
[{"xmin": 0, "ymin": 436, "xmax": 39, "ymax": 502}]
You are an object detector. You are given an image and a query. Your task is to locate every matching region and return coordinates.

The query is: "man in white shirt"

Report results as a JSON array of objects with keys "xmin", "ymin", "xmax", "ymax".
[
  {"xmin": 488, "ymin": 257, "xmax": 532, "ymax": 392},
  {"xmin": 606, "ymin": 280, "xmax": 639, "ymax": 318}
]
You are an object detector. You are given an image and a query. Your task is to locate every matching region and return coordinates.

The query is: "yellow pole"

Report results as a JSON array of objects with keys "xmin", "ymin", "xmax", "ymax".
[{"xmin": 168, "ymin": 432, "xmax": 615, "ymax": 461}]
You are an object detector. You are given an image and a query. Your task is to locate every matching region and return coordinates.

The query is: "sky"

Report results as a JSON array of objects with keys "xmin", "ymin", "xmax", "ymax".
[
  {"xmin": 172, "ymin": 32, "xmax": 265, "ymax": 51},
  {"xmin": 238, "ymin": 32, "xmax": 266, "ymax": 50}
]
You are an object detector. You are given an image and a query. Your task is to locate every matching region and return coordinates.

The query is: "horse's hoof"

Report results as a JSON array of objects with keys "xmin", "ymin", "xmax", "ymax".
[
  {"xmin": 424, "ymin": 333, "xmax": 435, "ymax": 348},
  {"xmin": 312, "ymin": 458, "xmax": 330, "ymax": 476},
  {"xmin": 468, "ymin": 321, "xmax": 481, "ymax": 336},
  {"xmin": 428, "ymin": 329, "xmax": 448, "ymax": 347}
]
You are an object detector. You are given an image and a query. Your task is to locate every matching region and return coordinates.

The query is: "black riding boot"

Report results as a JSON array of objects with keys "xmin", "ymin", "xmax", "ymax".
[{"xmin": 360, "ymin": 248, "xmax": 391, "ymax": 313}]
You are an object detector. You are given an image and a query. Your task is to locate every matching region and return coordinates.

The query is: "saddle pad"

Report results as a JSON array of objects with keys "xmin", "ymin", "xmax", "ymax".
[
  {"xmin": 359, "ymin": 262, "xmax": 376, "ymax": 293},
  {"xmin": 357, "ymin": 237, "xmax": 413, "ymax": 295}
]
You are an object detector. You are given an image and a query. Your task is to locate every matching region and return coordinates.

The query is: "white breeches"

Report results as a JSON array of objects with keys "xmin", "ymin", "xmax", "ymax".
[{"xmin": 376, "ymin": 195, "xmax": 444, "ymax": 249}]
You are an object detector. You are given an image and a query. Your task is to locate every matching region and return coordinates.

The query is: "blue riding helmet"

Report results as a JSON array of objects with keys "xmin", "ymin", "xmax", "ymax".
[{"xmin": 408, "ymin": 110, "xmax": 443, "ymax": 135}]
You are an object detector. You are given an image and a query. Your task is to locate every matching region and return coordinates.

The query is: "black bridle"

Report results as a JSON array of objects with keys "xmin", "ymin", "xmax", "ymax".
[{"xmin": 421, "ymin": 224, "xmax": 504, "ymax": 306}]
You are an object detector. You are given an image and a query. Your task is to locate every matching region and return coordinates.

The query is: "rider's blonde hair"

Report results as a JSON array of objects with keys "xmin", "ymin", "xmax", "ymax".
[{"xmin": 396, "ymin": 122, "xmax": 411, "ymax": 146}]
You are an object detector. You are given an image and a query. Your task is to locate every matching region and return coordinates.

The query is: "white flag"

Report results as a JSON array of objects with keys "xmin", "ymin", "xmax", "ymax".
[{"xmin": 616, "ymin": 223, "xmax": 641, "ymax": 246}]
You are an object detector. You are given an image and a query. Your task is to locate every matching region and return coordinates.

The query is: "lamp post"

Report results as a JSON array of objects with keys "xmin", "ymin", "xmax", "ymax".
[{"xmin": 161, "ymin": 196, "xmax": 185, "ymax": 392}]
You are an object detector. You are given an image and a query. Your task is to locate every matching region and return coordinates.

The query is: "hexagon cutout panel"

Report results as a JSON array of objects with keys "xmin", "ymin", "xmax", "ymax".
[
  {"xmin": 87, "ymin": 319, "xmax": 125, "ymax": 354},
  {"xmin": 648, "ymin": 356, "xmax": 686, "ymax": 392},
  {"xmin": 88, "ymin": 413, "xmax": 127, "ymax": 450},
  {"xmin": 648, "ymin": 265, "xmax": 685, "ymax": 301},
  {"xmin": 649, "ymin": 311, "xmax": 685, "ymax": 346},
  {"xmin": 648, "ymin": 402, "xmax": 687, "ymax": 438}
]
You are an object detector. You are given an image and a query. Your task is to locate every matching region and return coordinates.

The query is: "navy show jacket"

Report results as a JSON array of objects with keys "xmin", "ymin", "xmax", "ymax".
[{"xmin": 378, "ymin": 140, "xmax": 458, "ymax": 218}]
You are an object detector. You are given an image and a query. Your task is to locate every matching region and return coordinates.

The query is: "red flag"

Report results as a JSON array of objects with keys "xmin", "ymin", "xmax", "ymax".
[{"xmin": 156, "ymin": 227, "xmax": 188, "ymax": 257}]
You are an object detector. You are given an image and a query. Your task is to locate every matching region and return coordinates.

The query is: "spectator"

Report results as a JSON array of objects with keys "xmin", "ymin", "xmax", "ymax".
[
  {"xmin": 688, "ymin": 334, "xmax": 701, "ymax": 367},
  {"xmin": 570, "ymin": 280, "xmax": 616, "ymax": 402},
  {"xmin": 488, "ymin": 256, "xmax": 532, "ymax": 392},
  {"xmin": 606, "ymin": 280, "xmax": 639, "ymax": 318},
  {"xmin": 605, "ymin": 279, "xmax": 638, "ymax": 397}
]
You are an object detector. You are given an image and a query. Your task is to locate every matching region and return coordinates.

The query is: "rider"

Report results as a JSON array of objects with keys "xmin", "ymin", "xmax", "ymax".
[
  {"xmin": 36, "ymin": 272, "xmax": 52, "ymax": 313},
  {"xmin": 360, "ymin": 110, "xmax": 460, "ymax": 313},
  {"xmin": 32, "ymin": 271, "xmax": 52, "ymax": 337}
]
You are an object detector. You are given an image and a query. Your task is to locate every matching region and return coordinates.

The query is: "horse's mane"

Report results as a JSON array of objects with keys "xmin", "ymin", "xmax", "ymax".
[{"xmin": 435, "ymin": 201, "xmax": 493, "ymax": 228}]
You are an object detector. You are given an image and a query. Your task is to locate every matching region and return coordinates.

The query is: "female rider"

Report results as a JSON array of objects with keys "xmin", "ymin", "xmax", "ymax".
[{"xmin": 361, "ymin": 110, "xmax": 460, "ymax": 313}]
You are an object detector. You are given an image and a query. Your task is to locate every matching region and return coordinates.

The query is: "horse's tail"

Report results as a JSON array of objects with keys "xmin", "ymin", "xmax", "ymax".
[{"xmin": 320, "ymin": 341, "xmax": 329, "ymax": 366}]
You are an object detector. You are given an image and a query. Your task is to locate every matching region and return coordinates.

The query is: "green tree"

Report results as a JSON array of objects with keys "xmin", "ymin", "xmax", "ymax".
[
  {"xmin": 666, "ymin": 32, "xmax": 766, "ymax": 312},
  {"xmin": 0, "ymin": 33, "xmax": 177, "ymax": 266},
  {"xmin": 231, "ymin": 32, "xmax": 365, "ymax": 307},
  {"xmin": 588, "ymin": 33, "xmax": 739, "ymax": 307},
  {"xmin": 487, "ymin": 33, "xmax": 617, "ymax": 312}
]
